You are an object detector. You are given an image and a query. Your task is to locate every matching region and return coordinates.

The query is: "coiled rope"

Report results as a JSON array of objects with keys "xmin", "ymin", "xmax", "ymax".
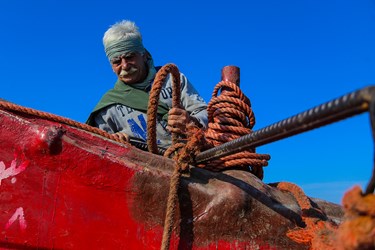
[{"xmin": 201, "ymin": 80, "xmax": 270, "ymax": 179}]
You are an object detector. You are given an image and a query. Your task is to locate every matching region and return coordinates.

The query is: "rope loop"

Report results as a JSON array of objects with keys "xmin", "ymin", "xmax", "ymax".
[
  {"xmin": 147, "ymin": 63, "xmax": 181, "ymax": 154},
  {"xmin": 146, "ymin": 64, "xmax": 189, "ymax": 250}
]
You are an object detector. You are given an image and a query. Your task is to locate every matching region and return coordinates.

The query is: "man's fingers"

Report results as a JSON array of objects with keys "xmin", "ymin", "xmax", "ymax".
[
  {"xmin": 167, "ymin": 125, "xmax": 182, "ymax": 134},
  {"xmin": 168, "ymin": 113, "xmax": 189, "ymax": 123},
  {"xmin": 114, "ymin": 132, "xmax": 130, "ymax": 142},
  {"xmin": 168, "ymin": 118, "xmax": 184, "ymax": 127},
  {"xmin": 168, "ymin": 107, "xmax": 184, "ymax": 115}
]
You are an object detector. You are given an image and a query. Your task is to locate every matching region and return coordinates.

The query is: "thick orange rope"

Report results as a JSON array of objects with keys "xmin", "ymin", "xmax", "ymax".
[
  {"xmin": 146, "ymin": 64, "xmax": 184, "ymax": 250},
  {"xmin": 0, "ymin": 101, "xmax": 129, "ymax": 145},
  {"xmin": 149, "ymin": 65, "xmax": 212, "ymax": 250},
  {"xmin": 201, "ymin": 80, "xmax": 270, "ymax": 179},
  {"xmin": 147, "ymin": 64, "xmax": 181, "ymax": 154}
]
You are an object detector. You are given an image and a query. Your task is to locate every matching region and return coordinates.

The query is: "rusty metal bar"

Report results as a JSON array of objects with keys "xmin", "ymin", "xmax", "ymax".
[
  {"xmin": 365, "ymin": 97, "xmax": 375, "ymax": 194},
  {"xmin": 129, "ymin": 138, "xmax": 166, "ymax": 155},
  {"xmin": 196, "ymin": 86, "xmax": 375, "ymax": 194}
]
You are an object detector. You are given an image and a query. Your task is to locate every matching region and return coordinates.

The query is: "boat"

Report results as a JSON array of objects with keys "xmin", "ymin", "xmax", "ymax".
[{"xmin": 0, "ymin": 65, "xmax": 373, "ymax": 249}]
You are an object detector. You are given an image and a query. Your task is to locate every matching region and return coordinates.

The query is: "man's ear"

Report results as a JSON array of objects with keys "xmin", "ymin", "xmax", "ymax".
[
  {"xmin": 142, "ymin": 53, "xmax": 149, "ymax": 62},
  {"xmin": 111, "ymin": 65, "xmax": 118, "ymax": 74},
  {"xmin": 144, "ymin": 50, "xmax": 152, "ymax": 60}
]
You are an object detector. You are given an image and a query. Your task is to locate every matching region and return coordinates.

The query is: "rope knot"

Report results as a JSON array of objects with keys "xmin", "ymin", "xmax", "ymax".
[{"xmin": 164, "ymin": 123, "xmax": 207, "ymax": 171}]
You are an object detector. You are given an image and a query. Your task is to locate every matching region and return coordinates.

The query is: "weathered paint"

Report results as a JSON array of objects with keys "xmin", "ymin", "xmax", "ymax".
[
  {"xmin": 5, "ymin": 207, "xmax": 27, "ymax": 231},
  {"xmin": 0, "ymin": 109, "xmax": 343, "ymax": 249},
  {"xmin": 0, "ymin": 152, "xmax": 29, "ymax": 185}
]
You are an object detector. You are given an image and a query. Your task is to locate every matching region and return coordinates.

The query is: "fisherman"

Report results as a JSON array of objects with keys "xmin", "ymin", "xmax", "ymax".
[{"xmin": 86, "ymin": 20, "xmax": 208, "ymax": 149}]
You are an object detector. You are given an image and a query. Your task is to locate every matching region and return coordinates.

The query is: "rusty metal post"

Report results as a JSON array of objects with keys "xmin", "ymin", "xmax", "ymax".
[
  {"xmin": 221, "ymin": 65, "xmax": 240, "ymax": 86},
  {"xmin": 221, "ymin": 66, "xmax": 240, "ymax": 97},
  {"xmin": 221, "ymin": 66, "xmax": 240, "ymax": 95}
]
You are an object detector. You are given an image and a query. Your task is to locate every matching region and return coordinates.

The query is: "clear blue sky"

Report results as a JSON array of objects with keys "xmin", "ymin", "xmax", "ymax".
[{"xmin": 1, "ymin": 0, "xmax": 375, "ymax": 204}]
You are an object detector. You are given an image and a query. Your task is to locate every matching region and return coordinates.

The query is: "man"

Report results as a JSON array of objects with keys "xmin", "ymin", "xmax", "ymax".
[{"xmin": 87, "ymin": 20, "xmax": 208, "ymax": 149}]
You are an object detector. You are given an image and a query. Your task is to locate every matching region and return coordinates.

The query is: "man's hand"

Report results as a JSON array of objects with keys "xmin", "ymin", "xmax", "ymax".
[
  {"xmin": 113, "ymin": 132, "xmax": 130, "ymax": 142},
  {"xmin": 167, "ymin": 108, "xmax": 192, "ymax": 134}
]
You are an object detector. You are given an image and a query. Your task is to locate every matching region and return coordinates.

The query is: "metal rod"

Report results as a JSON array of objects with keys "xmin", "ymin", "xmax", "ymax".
[
  {"xmin": 196, "ymin": 86, "xmax": 375, "ymax": 164},
  {"xmin": 129, "ymin": 138, "xmax": 166, "ymax": 155},
  {"xmin": 365, "ymin": 97, "xmax": 375, "ymax": 194}
]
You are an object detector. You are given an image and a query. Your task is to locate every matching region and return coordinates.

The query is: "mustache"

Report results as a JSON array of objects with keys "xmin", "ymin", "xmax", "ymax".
[{"xmin": 119, "ymin": 67, "xmax": 138, "ymax": 77}]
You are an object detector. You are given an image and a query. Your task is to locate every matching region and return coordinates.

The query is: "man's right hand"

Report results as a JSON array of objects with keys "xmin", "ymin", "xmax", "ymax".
[{"xmin": 113, "ymin": 132, "xmax": 130, "ymax": 143}]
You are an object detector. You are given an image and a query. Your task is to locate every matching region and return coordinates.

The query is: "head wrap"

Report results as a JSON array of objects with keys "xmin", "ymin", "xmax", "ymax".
[{"xmin": 104, "ymin": 36, "xmax": 146, "ymax": 61}]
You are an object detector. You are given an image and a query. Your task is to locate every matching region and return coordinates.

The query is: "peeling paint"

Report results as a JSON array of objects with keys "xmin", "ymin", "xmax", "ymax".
[
  {"xmin": 0, "ymin": 154, "xmax": 29, "ymax": 185},
  {"xmin": 5, "ymin": 207, "xmax": 27, "ymax": 231}
]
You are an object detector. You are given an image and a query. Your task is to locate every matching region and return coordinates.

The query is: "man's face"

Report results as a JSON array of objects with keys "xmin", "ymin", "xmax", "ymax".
[{"xmin": 110, "ymin": 52, "xmax": 148, "ymax": 84}]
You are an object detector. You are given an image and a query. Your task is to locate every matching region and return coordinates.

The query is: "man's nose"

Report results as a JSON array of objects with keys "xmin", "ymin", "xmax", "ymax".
[{"xmin": 121, "ymin": 58, "xmax": 130, "ymax": 69}]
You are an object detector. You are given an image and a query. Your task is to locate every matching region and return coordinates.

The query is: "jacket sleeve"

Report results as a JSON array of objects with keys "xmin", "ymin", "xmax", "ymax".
[
  {"xmin": 179, "ymin": 73, "xmax": 208, "ymax": 128},
  {"xmin": 92, "ymin": 105, "xmax": 121, "ymax": 134}
]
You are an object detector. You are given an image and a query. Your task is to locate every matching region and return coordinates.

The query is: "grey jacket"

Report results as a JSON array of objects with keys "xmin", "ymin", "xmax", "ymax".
[{"xmin": 93, "ymin": 73, "xmax": 208, "ymax": 149}]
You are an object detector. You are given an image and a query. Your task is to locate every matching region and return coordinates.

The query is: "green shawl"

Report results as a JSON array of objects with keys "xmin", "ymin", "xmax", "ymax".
[{"xmin": 86, "ymin": 79, "xmax": 169, "ymax": 126}]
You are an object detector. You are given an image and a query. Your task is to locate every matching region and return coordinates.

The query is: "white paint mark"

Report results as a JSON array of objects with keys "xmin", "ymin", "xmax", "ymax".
[
  {"xmin": 5, "ymin": 207, "xmax": 27, "ymax": 231},
  {"xmin": 0, "ymin": 155, "xmax": 29, "ymax": 185},
  {"xmin": 11, "ymin": 177, "xmax": 16, "ymax": 184}
]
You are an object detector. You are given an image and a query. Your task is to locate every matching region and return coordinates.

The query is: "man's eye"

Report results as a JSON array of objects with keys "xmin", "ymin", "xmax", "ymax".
[
  {"xmin": 111, "ymin": 58, "xmax": 121, "ymax": 65},
  {"xmin": 125, "ymin": 53, "xmax": 136, "ymax": 60}
]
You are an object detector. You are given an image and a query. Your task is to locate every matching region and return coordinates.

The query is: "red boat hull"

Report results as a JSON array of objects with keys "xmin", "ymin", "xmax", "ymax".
[{"xmin": 0, "ymin": 108, "xmax": 342, "ymax": 249}]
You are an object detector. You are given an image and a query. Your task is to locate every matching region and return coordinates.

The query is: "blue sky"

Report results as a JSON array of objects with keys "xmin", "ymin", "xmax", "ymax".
[{"xmin": 1, "ymin": 0, "xmax": 375, "ymax": 204}]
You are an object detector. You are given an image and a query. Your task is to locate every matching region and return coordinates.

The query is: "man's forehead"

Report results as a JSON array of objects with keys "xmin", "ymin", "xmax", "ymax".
[{"xmin": 105, "ymin": 38, "xmax": 145, "ymax": 61}]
